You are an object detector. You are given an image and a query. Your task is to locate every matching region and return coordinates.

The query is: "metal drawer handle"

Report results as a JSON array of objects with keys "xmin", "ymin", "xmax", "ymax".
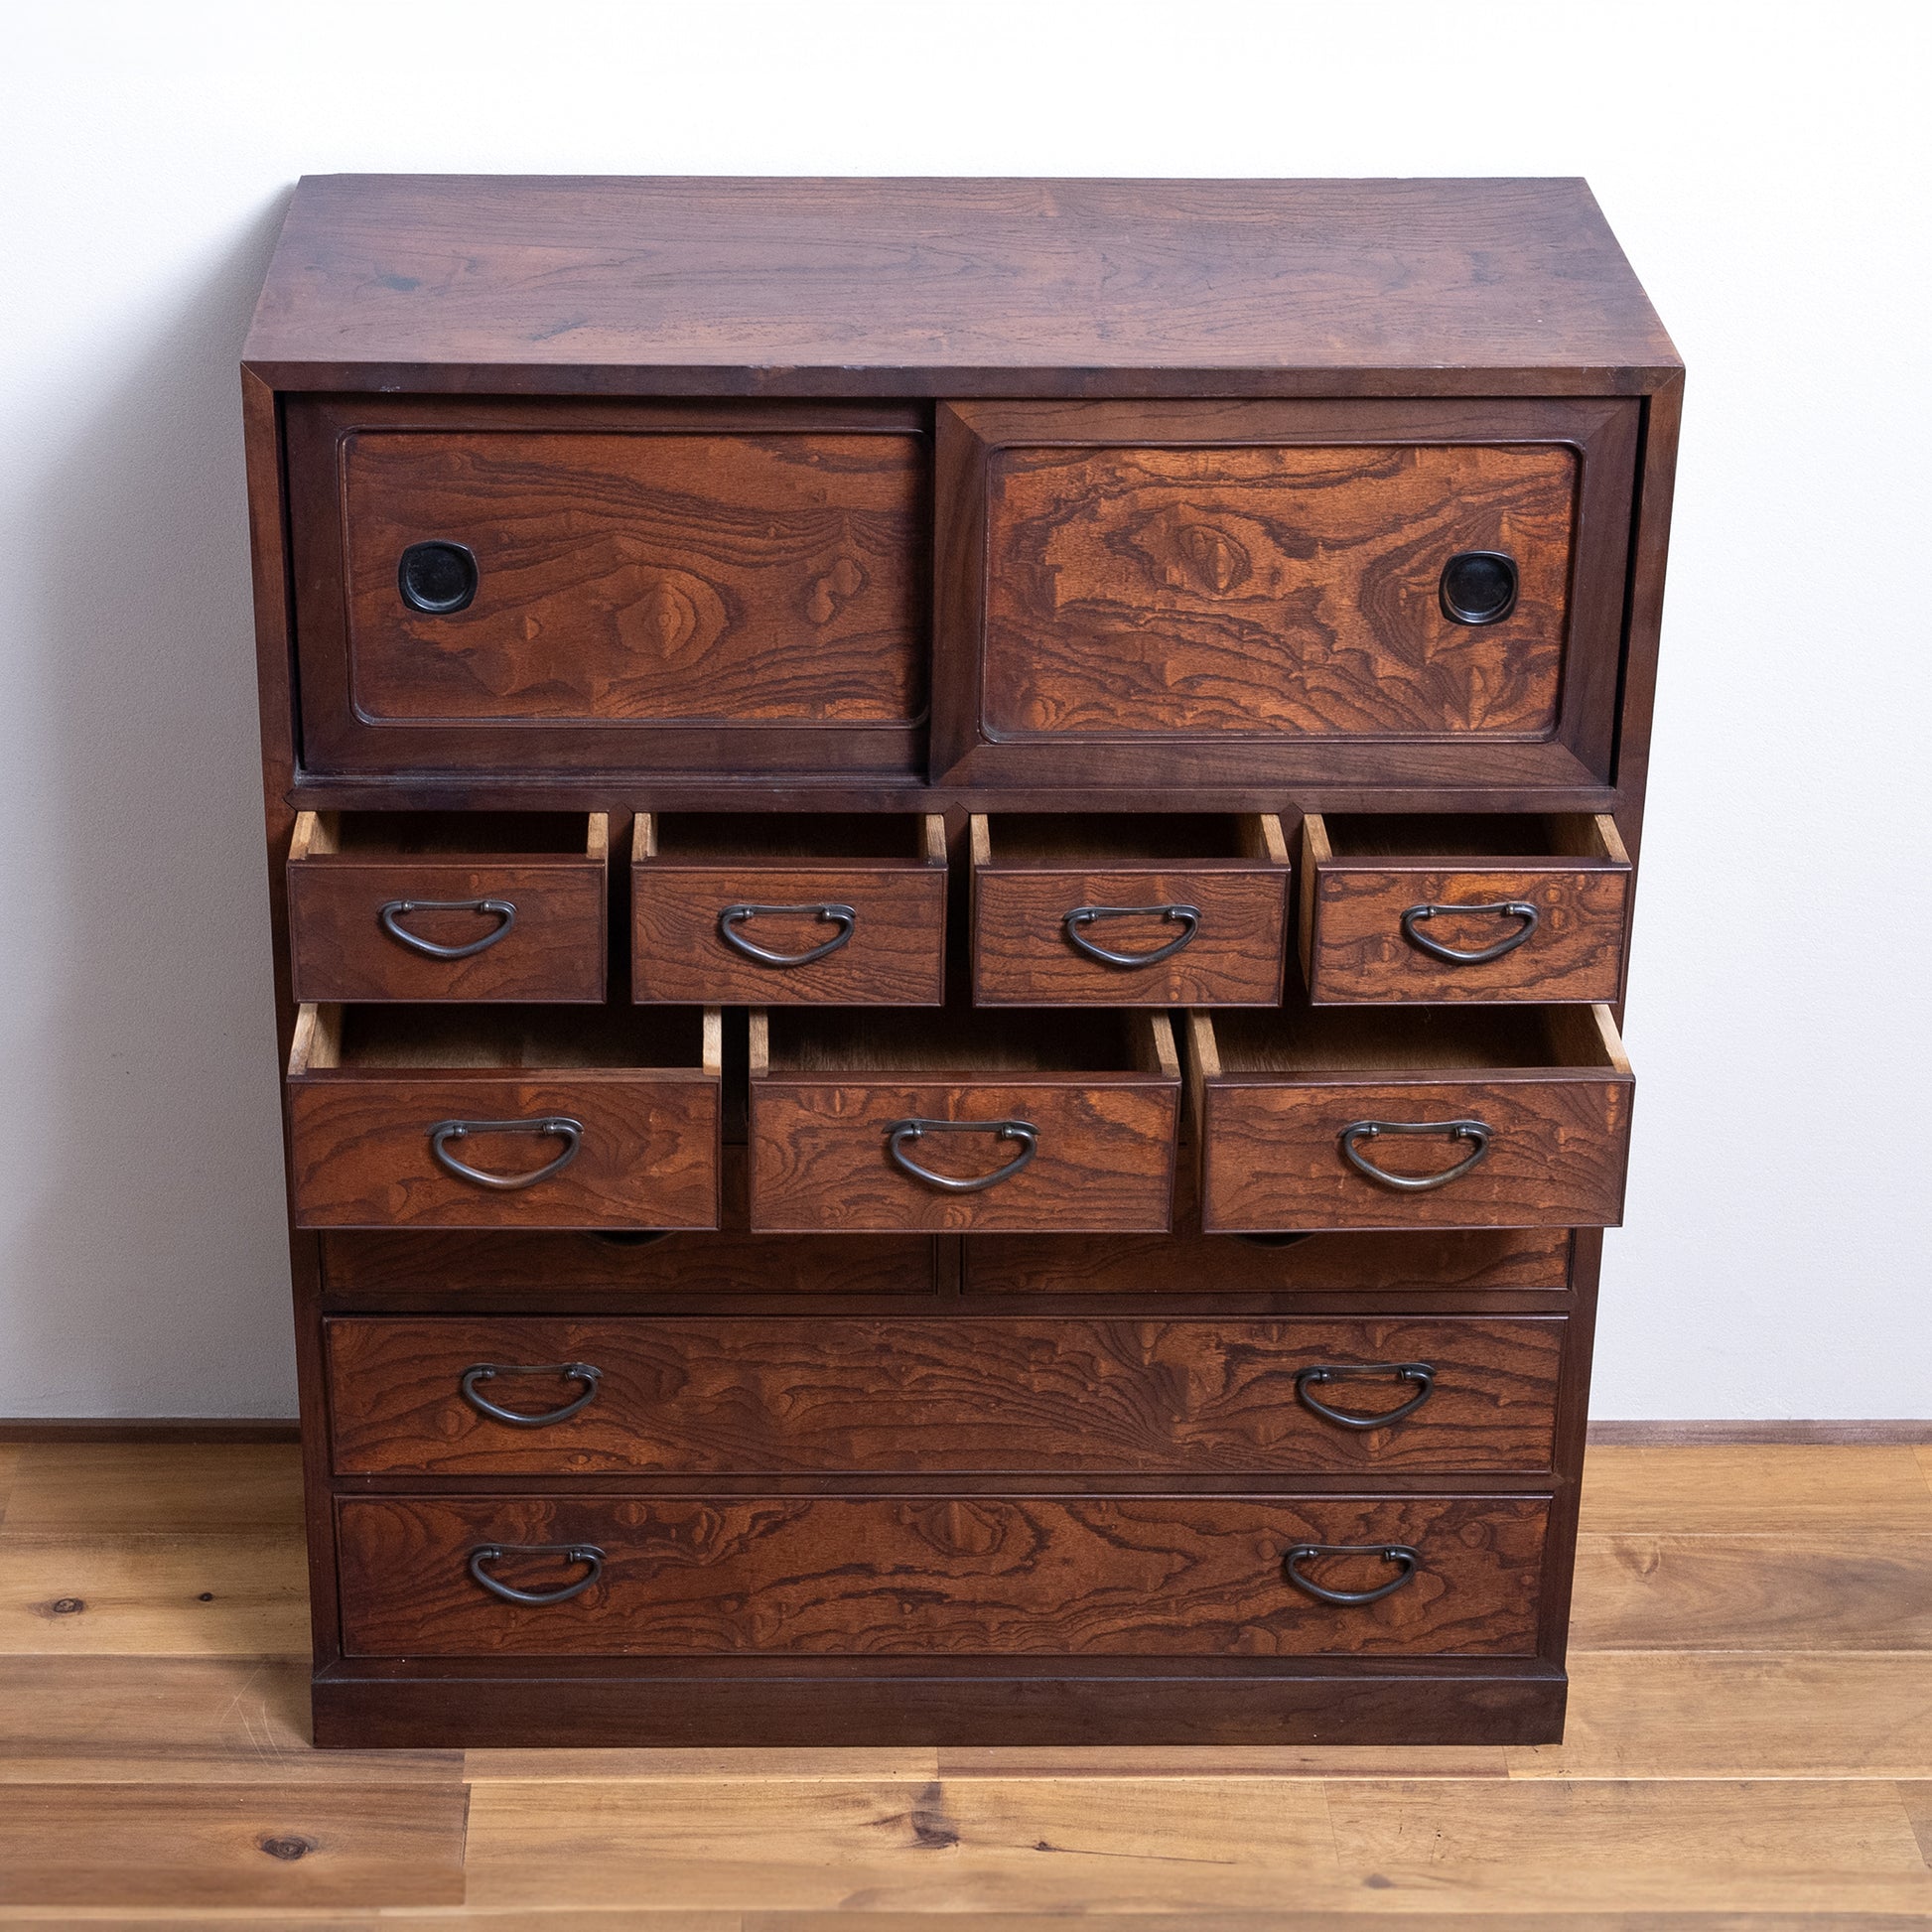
[
  {"xmin": 429, "ymin": 1117, "xmax": 583, "ymax": 1190},
  {"xmin": 1284, "ymin": 1543, "xmax": 1420, "ymax": 1606},
  {"xmin": 718, "ymin": 902, "xmax": 857, "ymax": 968},
  {"xmin": 1063, "ymin": 903, "xmax": 1201, "ymax": 969},
  {"xmin": 1296, "ymin": 1362, "xmax": 1437, "ymax": 1431},
  {"xmin": 1400, "ymin": 899, "xmax": 1539, "ymax": 965},
  {"xmin": 886, "ymin": 1118, "xmax": 1037, "ymax": 1193},
  {"xmin": 461, "ymin": 1362, "xmax": 603, "ymax": 1428},
  {"xmin": 468, "ymin": 1543, "xmax": 604, "ymax": 1606},
  {"xmin": 1339, "ymin": 1119, "xmax": 1491, "ymax": 1192},
  {"xmin": 378, "ymin": 897, "xmax": 517, "ymax": 961}
]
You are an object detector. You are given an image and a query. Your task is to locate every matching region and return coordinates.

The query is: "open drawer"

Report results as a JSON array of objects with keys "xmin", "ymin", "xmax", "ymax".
[
  {"xmin": 749, "ymin": 1008, "xmax": 1179, "ymax": 1232},
  {"xmin": 287, "ymin": 1005, "xmax": 721, "ymax": 1231},
  {"xmin": 633, "ymin": 812, "xmax": 946, "ymax": 1005},
  {"xmin": 1301, "ymin": 812, "xmax": 1631, "ymax": 1006},
  {"xmin": 971, "ymin": 813, "xmax": 1289, "ymax": 1006},
  {"xmin": 288, "ymin": 812, "xmax": 608, "ymax": 1004},
  {"xmin": 1191, "ymin": 1005, "xmax": 1633, "ymax": 1232}
]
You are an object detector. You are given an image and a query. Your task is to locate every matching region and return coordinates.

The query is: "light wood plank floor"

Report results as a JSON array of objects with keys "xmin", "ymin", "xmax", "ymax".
[{"xmin": 0, "ymin": 1442, "xmax": 1929, "ymax": 1926}]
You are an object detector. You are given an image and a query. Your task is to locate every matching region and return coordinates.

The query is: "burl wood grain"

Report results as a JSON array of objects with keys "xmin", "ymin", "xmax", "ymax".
[
  {"xmin": 288, "ymin": 1074, "xmax": 719, "ymax": 1231},
  {"xmin": 982, "ymin": 443, "xmax": 1577, "ymax": 740},
  {"xmin": 338, "ymin": 427, "xmax": 927, "ymax": 727},
  {"xmin": 750, "ymin": 1078, "xmax": 1178, "ymax": 1233},
  {"xmin": 289, "ymin": 858, "xmax": 606, "ymax": 1004},
  {"xmin": 1202, "ymin": 1074, "xmax": 1630, "ymax": 1233},
  {"xmin": 325, "ymin": 1314, "xmax": 1564, "ymax": 1477},
  {"xmin": 338, "ymin": 1494, "xmax": 1549, "ymax": 1658},
  {"xmin": 635, "ymin": 865, "xmax": 945, "ymax": 1006}
]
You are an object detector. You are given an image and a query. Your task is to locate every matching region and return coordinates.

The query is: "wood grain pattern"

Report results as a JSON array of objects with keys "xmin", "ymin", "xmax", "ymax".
[
  {"xmin": 1580, "ymin": 1445, "xmax": 1932, "ymax": 1535},
  {"xmin": 982, "ymin": 441, "xmax": 1577, "ymax": 741},
  {"xmin": 324, "ymin": 1314, "xmax": 1564, "ymax": 1477},
  {"xmin": 245, "ymin": 177, "xmax": 1681, "ymax": 389},
  {"xmin": 338, "ymin": 1494, "xmax": 1549, "ymax": 1659},
  {"xmin": 288, "ymin": 1071, "xmax": 719, "ymax": 1231},
  {"xmin": 1303, "ymin": 811, "xmax": 1631, "ymax": 1006}
]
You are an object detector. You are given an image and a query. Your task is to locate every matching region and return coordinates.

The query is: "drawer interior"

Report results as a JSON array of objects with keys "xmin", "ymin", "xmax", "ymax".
[
  {"xmin": 975, "ymin": 813, "xmax": 1286, "ymax": 867},
  {"xmin": 292, "ymin": 1003, "xmax": 718, "ymax": 1074},
  {"xmin": 294, "ymin": 810, "xmax": 606, "ymax": 861},
  {"xmin": 1203, "ymin": 1003, "xmax": 1626, "ymax": 1076},
  {"xmin": 1311, "ymin": 812, "xmax": 1625, "ymax": 864},
  {"xmin": 756, "ymin": 1007, "xmax": 1177, "ymax": 1077},
  {"xmin": 637, "ymin": 811, "xmax": 944, "ymax": 867}
]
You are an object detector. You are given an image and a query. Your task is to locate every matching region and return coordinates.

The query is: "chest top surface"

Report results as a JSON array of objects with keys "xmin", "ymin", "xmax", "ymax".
[{"xmin": 243, "ymin": 174, "xmax": 1678, "ymax": 394}]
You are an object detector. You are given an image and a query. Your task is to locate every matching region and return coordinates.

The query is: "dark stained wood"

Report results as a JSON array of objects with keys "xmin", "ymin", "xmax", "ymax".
[
  {"xmin": 1301, "ymin": 812, "xmax": 1631, "ymax": 1006},
  {"xmin": 245, "ymin": 177, "xmax": 1679, "ymax": 394},
  {"xmin": 285, "ymin": 397, "xmax": 929, "ymax": 776},
  {"xmin": 749, "ymin": 1009, "xmax": 1180, "ymax": 1233},
  {"xmin": 633, "ymin": 810, "xmax": 946, "ymax": 1006},
  {"xmin": 1194, "ymin": 1007, "xmax": 1633, "ymax": 1232},
  {"xmin": 286, "ymin": 1005, "xmax": 722, "ymax": 1231},
  {"xmin": 287, "ymin": 810, "xmax": 608, "ymax": 1004},
  {"xmin": 325, "ymin": 1314, "xmax": 1564, "ymax": 1476},
  {"xmin": 932, "ymin": 398, "xmax": 1638, "ymax": 788},
  {"xmin": 338, "ymin": 1493, "xmax": 1549, "ymax": 1658},
  {"xmin": 971, "ymin": 813, "xmax": 1289, "ymax": 1007}
]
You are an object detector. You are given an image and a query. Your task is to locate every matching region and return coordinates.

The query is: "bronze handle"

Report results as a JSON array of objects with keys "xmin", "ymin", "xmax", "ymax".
[
  {"xmin": 467, "ymin": 1543, "xmax": 604, "ymax": 1605},
  {"xmin": 1296, "ymin": 1362, "xmax": 1436, "ymax": 1430},
  {"xmin": 378, "ymin": 897, "xmax": 517, "ymax": 961},
  {"xmin": 1063, "ymin": 903, "xmax": 1201, "ymax": 969},
  {"xmin": 886, "ymin": 1118, "xmax": 1037, "ymax": 1193},
  {"xmin": 461, "ymin": 1363, "xmax": 602, "ymax": 1428},
  {"xmin": 718, "ymin": 902, "xmax": 857, "ymax": 968},
  {"xmin": 1400, "ymin": 899, "xmax": 1539, "ymax": 965},
  {"xmin": 1284, "ymin": 1543, "xmax": 1420, "ymax": 1606},
  {"xmin": 1338, "ymin": 1119, "xmax": 1491, "ymax": 1192},
  {"xmin": 429, "ymin": 1117, "xmax": 583, "ymax": 1191}
]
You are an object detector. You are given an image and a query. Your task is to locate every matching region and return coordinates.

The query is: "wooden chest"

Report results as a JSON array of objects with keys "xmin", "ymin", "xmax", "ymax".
[{"xmin": 241, "ymin": 175, "xmax": 1679, "ymax": 1747}]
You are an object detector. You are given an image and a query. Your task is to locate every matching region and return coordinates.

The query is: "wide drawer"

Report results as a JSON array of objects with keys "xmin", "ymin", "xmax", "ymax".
[
  {"xmin": 287, "ymin": 811, "xmax": 608, "ymax": 1004},
  {"xmin": 286, "ymin": 1005, "xmax": 721, "ymax": 1231},
  {"xmin": 1301, "ymin": 812, "xmax": 1631, "ymax": 1006},
  {"xmin": 634, "ymin": 812, "xmax": 946, "ymax": 1005},
  {"xmin": 749, "ymin": 1008, "xmax": 1180, "ymax": 1232},
  {"xmin": 934, "ymin": 397, "xmax": 1637, "ymax": 789},
  {"xmin": 972, "ymin": 813, "xmax": 1289, "ymax": 1006},
  {"xmin": 326, "ymin": 1313, "xmax": 1564, "ymax": 1476},
  {"xmin": 338, "ymin": 1493, "xmax": 1549, "ymax": 1657},
  {"xmin": 285, "ymin": 398, "xmax": 929, "ymax": 776},
  {"xmin": 1193, "ymin": 1005, "xmax": 1633, "ymax": 1232}
]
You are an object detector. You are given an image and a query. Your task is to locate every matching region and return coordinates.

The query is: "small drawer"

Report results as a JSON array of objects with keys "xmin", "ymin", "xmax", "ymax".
[
  {"xmin": 339, "ymin": 1492, "xmax": 1549, "ymax": 1658},
  {"xmin": 326, "ymin": 1313, "xmax": 1564, "ymax": 1477},
  {"xmin": 288, "ymin": 812, "xmax": 608, "ymax": 1004},
  {"xmin": 748, "ymin": 1008, "xmax": 1180, "ymax": 1232},
  {"xmin": 1192, "ymin": 1004, "xmax": 1633, "ymax": 1232},
  {"xmin": 286, "ymin": 1004, "xmax": 720, "ymax": 1231},
  {"xmin": 971, "ymin": 813, "xmax": 1289, "ymax": 1006},
  {"xmin": 1301, "ymin": 812, "xmax": 1631, "ymax": 1006},
  {"xmin": 633, "ymin": 812, "xmax": 946, "ymax": 1005}
]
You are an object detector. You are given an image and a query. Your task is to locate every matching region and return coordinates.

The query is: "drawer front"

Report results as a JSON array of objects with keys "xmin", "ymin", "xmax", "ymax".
[
  {"xmin": 339, "ymin": 1493, "xmax": 1548, "ymax": 1657},
  {"xmin": 750, "ymin": 1078, "xmax": 1178, "ymax": 1233},
  {"xmin": 975, "ymin": 868, "xmax": 1286, "ymax": 1006},
  {"xmin": 635, "ymin": 865, "xmax": 945, "ymax": 1005},
  {"xmin": 287, "ymin": 401, "xmax": 929, "ymax": 775},
  {"xmin": 1202, "ymin": 1074, "xmax": 1631, "ymax": 1232},
  {"xmin": 326, "ymin": 1314, "xmax": 1564, "ymax": 1476},
  {"xmin": 288, "ymin": 1074, "xmax": 719, "ymax": 1231},
  {"xmin": 289, "ymin": 858, "xmax": 606, "ymax": 1004}
]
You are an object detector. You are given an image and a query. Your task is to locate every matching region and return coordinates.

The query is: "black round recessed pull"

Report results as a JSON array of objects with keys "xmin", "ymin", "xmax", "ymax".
[
  {"xmin": 1440, "ymin": 550, "xmax": 1519, "ymax": 625},
  {"xmin": 398, "ymin": 540, "xmax": 479, "ymax": 615}
]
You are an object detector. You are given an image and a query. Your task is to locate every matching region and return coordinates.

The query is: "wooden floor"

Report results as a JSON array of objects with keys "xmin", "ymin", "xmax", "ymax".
[{"xmin": 1, "ymin": 1444, "xmax": 1930, "ymax": 1926}]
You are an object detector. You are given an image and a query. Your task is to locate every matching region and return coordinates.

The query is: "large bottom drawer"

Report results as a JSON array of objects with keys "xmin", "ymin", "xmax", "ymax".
[{"xmin": 337, "ymin": 1493, "xmax": 1549, "ymax": 1659}]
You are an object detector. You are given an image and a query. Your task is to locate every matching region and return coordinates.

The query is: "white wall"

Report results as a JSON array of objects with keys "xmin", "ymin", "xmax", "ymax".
[{"xmin": 1, "ymin": 1, "xmax": 1926, "ymax": 1418}]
